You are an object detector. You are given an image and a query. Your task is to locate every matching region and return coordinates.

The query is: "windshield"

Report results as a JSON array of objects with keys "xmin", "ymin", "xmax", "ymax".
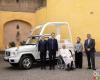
[
  {"xmin": 26, "ymin": 22, "xmax": 72, "ymax": 45},
  {"xmin": 41, "ymin": 25, "xmax": 71, "ymax": 43},
  {"xmin": 27, "ymin": 35, "xmax": 50, "ymax": 44},
  {"xmin": 27, "ymin": 36, "xmax": 40, "ymax": 44}
]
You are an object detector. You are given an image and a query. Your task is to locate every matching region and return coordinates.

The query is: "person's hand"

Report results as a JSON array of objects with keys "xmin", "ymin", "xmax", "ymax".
[
  {"xmin": 56, "ymin": 53, "xmax": 59, "ymax": 57},
  {"xmin": 56, "ymin": 51, "xmax": 59, "ymax": 57},
  {"xmin": 87, "ymin": 48, "xmax": 90, "ymax": 51}
]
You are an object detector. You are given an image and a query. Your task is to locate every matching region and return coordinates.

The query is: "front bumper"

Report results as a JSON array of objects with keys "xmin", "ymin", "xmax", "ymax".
[
  {"xmin": 4, "ymin": 56, "xmax": 9, "ymax": 62},
  {"xmin": 4, "ymin": 56, "xmax": 20, "ymax": 63}
]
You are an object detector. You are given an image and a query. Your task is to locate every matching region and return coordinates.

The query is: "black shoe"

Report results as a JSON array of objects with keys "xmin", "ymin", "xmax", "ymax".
[
  {"xmin": 44, "ymin": 67, "xmax": 46, "ymax": 70},
  {"xmin": 52, "ymin": 67, "xmax": 55, "ymax": 70},
  {"xmin": 79, "ymin": 67, "xmax": 82, "ymax": 69},
  {"xmin": 87, "ymin": 67, "xmax": 91, "ymax": 69},
  {"xmin": 43, "ymin": 66, "xmax": 46, "ymax": 70},
  {"xmin": 75, "ymin": 66, "xmax": 78, "ymax": 68},
  {"xmin": 49, "ymin": 67, "xmax": 52, "ymax": 70},
  {"xmin": 41, "ymin": 67, "xmax": 43, "ymax": 70},
  {"xmin": 70, "ymin": 67, "xmax": 75, "ymax": 70},
  {"xmin": 93, "ymin": 68, "xmax": 96, "ymax": 70},
  {"xmin": 65, "ymin": 68, "xmax": 71, "ymax": 71}
]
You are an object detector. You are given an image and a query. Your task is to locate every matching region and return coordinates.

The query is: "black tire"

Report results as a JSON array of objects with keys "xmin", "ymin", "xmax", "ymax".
[
  {"xmin": 10, "ymin": 63, "xmax": 19, "ymax": 67},
  {"xmin": 19, "ymin": 55, "xmax": 33, "ymax": 70},
  {"xmin": 57, "ymin": 56, "xmax": 65, "ymax": 69}
]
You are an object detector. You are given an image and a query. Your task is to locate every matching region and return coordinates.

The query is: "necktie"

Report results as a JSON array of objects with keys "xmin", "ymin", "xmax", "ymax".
[
  {"xmin": 88, "ymin": 39, "xmax": 90, "ymax": 45},
  {"xmin": 52, "ymin": 39, "xmax": 54, "ymax": 49}
]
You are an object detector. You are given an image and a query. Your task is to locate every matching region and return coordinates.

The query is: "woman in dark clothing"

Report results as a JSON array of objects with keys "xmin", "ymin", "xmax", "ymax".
[{"xmin": 74, "ymin": 37, "xmax": 83, "ymax": 69}]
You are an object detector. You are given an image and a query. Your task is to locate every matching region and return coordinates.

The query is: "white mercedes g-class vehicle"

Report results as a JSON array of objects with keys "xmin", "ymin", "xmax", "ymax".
[{"xmin": 4, "ymin": 22, "xmax": 74, "ymax": 70}]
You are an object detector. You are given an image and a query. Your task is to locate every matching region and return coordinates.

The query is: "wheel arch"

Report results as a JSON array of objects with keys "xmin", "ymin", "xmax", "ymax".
[{"xmin": 20, "ymin": 53, "xmax": 36, "ymax": 62}]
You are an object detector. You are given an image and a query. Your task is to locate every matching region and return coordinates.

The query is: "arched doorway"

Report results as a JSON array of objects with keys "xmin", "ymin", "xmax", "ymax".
[{"xmin": 4, "ymin": 20, "xmax": 32, "ymax": 47}]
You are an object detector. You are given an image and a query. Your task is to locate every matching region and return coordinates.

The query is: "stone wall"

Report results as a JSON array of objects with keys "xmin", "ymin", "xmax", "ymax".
[{"xmin": 0, "ymin": 0, "xmax": 46, "ymax": 12}]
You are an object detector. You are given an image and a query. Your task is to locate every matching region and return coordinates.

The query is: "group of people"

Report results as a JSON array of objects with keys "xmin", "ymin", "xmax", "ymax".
[
  {"xmin": 75, "ymin": 34, "xmax": 96, "ymax": 70},
  {"xmin": 38, "ymin": 32, "xmax": 96, "ymax": 70},
  {"xmin": 38, "ymin": 33, "xmax": 58, "ymax": 70}
]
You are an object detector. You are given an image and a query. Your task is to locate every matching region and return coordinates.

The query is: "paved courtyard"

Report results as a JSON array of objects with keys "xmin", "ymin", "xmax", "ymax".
[{"xmin": 0, "ymin": 54, "xmax": 100, "ymax": 80}]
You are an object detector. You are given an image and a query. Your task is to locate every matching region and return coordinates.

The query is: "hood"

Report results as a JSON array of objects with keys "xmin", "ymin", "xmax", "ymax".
[{"xmin": 5, "ymin": 44, "xmax": 36, "ymax": 52}]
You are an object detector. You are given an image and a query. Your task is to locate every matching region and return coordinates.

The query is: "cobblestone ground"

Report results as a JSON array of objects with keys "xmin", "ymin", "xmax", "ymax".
[{"xmin": 0, "ymin": 54, "xmax": 100, "ymax": 80}]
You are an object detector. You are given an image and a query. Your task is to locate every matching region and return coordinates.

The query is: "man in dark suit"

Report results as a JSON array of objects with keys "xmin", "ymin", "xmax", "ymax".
[
  {"xmin": 84, "ymin": 34, "xmax": 96, "ymax": 70},
  {"xmin": 38, "ymin": 35, "xmax": 47, "ymax": 70},
  {"xmin": 47, "ymin": 33, "xmax": 58, "ymax": 70}
]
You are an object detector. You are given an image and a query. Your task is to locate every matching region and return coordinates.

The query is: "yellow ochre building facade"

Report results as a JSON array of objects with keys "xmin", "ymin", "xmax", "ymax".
[{"xmin": 0, "ymin": 0, "xmax": 100, "ymax": 51}]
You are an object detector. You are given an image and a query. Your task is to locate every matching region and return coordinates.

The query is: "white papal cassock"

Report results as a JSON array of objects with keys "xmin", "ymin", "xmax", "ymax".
[{"xmin": 59, "ymin": 49, "xmax": 74, "ymax": 65}]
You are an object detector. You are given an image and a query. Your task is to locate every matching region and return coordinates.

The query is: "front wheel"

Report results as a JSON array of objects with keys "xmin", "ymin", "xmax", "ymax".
[{"xmin": 19, "ymin": 56, "xmax": 33, "ymax": 70}]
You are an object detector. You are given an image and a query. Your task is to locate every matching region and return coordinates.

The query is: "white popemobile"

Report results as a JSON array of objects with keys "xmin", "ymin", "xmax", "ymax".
[{"xmin": 4, "ymin": 22, "xmax": 75, "ymax": 70}]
